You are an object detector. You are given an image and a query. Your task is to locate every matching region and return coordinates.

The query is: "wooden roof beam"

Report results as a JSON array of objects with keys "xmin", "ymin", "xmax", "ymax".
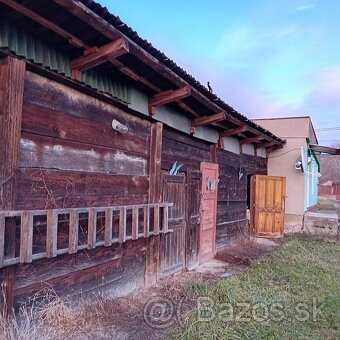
[
  {"xmin": 149, "ymin": 86, "xmax": 191, "ymax": 115},
  {"xmin": 219, "ymin": 126, "xmax": 247, "ymax": 138},
  {"xmin": 191, "ymin": 112, "xmax": 226, "ymax": 134},
  {"xmin": 255, "ymin": 140, "xmax": 276, "ymax": 149},
  {"xmin": 0, "ymin": 0, "xmax": 88, "ymax": 49},
  {"xmin": 240, "ymin": 135, "xmax": 264, "ymax": 145},
  {"xmin": 71, "ymin": 38, "xmax": 129, "ymax": 80}
]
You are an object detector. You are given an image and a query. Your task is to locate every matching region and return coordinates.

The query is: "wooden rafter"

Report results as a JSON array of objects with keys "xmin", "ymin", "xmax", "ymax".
[
  {"xmin": 191, "ymin": 112, "xmax": 226, "ymax": 134},
  {"xmin": 0, "ymin": 0, "xmax": 88, "ymax": 49},
  {"xmin": 240, "ymin": 135, "xmax": 264, "ymax": 145},
  {"xmin": 255, "ymin": 140, "xmax": 276, "ymax": 149},
  {"xmin": 71, "ymin": 38, "xmax": 129, "ymax": 81},
  {"xmin": 148, "ymin": 86, "xmax": 191, "ymax": 115},
  {"xmin": 220, "ymin": 126, "xmax": 247, "ymax": 138}
]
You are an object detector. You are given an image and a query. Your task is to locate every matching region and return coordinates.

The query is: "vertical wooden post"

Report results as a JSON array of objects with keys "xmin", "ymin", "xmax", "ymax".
[
  {"xmin": 210, "ymin": 144, "xmax": 218, "ymax": 163},
  {"xmin": 104, "ymin": 207, "xmax": 113, "ymax": 246},
  {"xmin": 146, "ymin": 122, "xmax": 163, "ymax": 286},
  {"xmin": 68, "ymin": 209, "xmax": 79, "ymax": 254},
  {"xmin": 87, "ymin": 207, "xmax": 97, "ymax": 249},
  {"xmin": 132, "ymin": 206, "xmax": 139, "ymax": 240},
  {"xmin": 119, "ymin": 207, "xmax": 126, "ymax": 243},
  {"xmin": 46, "ymin": 210, "xmax": 58, "ymax": 258},
  {"xmin": 0, "ymin": 56, "xmax": 26, "ymax": 316}
]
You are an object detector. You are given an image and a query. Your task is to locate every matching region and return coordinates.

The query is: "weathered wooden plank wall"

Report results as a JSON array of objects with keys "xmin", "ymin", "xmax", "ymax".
[
  {"xmin": 18, "ymin": 71, "xmax": 151, "ymax": 210},
  {"xmin": 6, "ymin": 70, "xmax": 153, "ymax": 309},
  {"xmin": 161, "ymin": 128, "xmax": 211, "ymax": 172},
  {"xmin": 216, "ymin": 149, "xmax": 267, "ymax": 248}
]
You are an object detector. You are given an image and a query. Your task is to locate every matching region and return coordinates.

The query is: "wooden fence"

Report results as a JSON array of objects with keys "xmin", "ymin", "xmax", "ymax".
[{"xmin": 0, "ymin": 203, "xmax": 173, "ymax": 268}]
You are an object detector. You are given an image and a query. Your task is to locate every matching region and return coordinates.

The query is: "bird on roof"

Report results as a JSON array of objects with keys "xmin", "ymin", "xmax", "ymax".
[{"xmin": 207, "ymin": 82, "xmax": 213, "ymax": 93}]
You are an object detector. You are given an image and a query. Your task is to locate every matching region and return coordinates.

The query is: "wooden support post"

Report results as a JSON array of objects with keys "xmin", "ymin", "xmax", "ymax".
[
  {"xmin": 46, "ymin": 210, "xmax": 58, "ymax": 258},
  {"xmin": 68, "ymin": 209, "xmax": 79, "ymax": 254},
  {"xmin": 119, "ymin": 207, "xmax": 127, "ymax": 243},
  {"xmin": 210, "ymin": 144, "xmax": 218, "ymax": 163},
  {"xmin": 104, "ymin": 207, "xmax": 113, "ymax": 246},
  {"xmin": 148, "ymin": 86, "xmax": 191, "ymax": 115},
  {"xmin": 87, "ymin": 208, "xmax": 97, "ymax": 249},
  {"xmin": 146, "ymin": 122, "xmax": 163, "ymax": 285},
  {"xmin": 132, "ymin": 206, "xmax": 139, "ymax": 240},
  {"xmin": 0, "ymin": 56, "xmax": 25, "ymax": 316},
  {"xmin": 19, "ymin": 212, "xmax": 33, "ymax": 263}
]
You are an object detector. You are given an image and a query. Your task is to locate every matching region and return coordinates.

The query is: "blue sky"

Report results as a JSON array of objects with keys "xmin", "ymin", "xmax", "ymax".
[{"xmin": 99, "ymin": 0, "xmax": 340, "ymax": 145}]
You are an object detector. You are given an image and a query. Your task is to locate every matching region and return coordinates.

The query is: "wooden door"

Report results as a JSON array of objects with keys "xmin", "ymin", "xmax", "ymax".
[
  {"xmin": 250, "ymin": 175, "xmax": 286, "ymax": 237},
  {"xmin": 160, "ymin": 173, "xmax": 186, "ymax": 276},
  {"xmin": 186, "ymin": 171, "xmax": 201, "ymax": 270},
  {"xmin": 199, "ymin": 162, "xmax": 219, "ymax": 263}
]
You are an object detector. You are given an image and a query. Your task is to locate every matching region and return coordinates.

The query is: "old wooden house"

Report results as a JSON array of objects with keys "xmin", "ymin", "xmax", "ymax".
[{"xmin": 0, "ymin": 0, "xmax": 286, "ymax": 314}]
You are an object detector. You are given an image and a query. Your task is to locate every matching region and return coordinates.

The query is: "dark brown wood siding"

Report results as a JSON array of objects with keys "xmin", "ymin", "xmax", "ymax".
[
  {"xmin": 161, "ymin": 128, "xmax": 211, "ymax": 172},
  {"xmin": 17, "ymin": 71, "xmax": 151, "ymax": 210},
  {"xmin": 216, "ymin": 149, "xmax": 267, "ymax": 248},
  {"xmin": 10, "ymin": 71, "xmax": 151, "ymax": 307}
]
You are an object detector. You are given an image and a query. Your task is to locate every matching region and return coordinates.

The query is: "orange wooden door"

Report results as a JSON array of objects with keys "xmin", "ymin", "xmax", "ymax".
[
  {"xmin": 199, "ymin": 162, "xmax": 219, "ymax": 263},
  {"xmin": 251, "ymin": 175, "xmax": 286, "ymax": 238}
]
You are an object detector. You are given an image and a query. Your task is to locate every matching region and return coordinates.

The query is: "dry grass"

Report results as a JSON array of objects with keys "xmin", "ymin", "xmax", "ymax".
[{"xmin": 0, "ymin": 288, "xmax": 97, "ymax": 340}]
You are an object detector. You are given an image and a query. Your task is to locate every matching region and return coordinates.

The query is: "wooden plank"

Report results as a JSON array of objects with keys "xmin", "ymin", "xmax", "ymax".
[
  {"xmin": 16, "ymin": 168, "xmax": 149, "ymax": 210},
  {"xmin": 71, "ymin": 38, "xmax": 129, "ymax": 79},
  {"xmin": 0, "ymin": 214, "xmax": 5, "ymax": 267},
  {"xmin": 46, "ymin": 210, "xmax": 58, "ymax": 258},
  {"xmin": 87, "ymin": 207, "xmax": 97, "ymax": 249},
  {"xmin": 119, "ymin": 207, "xmax": 126, "ymax": 243},
  {"xmin": 219, "ymin": 126, "xmax": 247, "ymax": 138},
  {"xmin": 0, "ymin": 0, "xmax": 88, "ymax": 49},
  {"xmin": 22, "ymin": 102, "xmax": 150, "ymax": 155},
  {"xmin": 104, "ymin": 207, "xmax": 113, "ymax": 246},
  {"xmin": 20, "ymin": 132, "xmax": 149, "ymax": 176},
  {"xmin": 20, "ymin": 211, "xmax": 33, "ymax": 263},
  {"xmin": 162, "ymin": 206, "xmax": 169, "ymax": 233},
  {"xmin": 132, "ymin": 206, "xmax": 139, "ymax": 240},
  {"xmin": 149, "ymin": 86, "xmax": 191, "ymax": 114},
  {"xmin": 154, "ymin": 205, "xmax": 160, "ymax": 235},
  {"xmin": 143, "ymin": 206, "xmax": 150, "ymax": 237},
  {"xmin": 68, "ymin": 209, "xmax": 79, "ymax": 254}
]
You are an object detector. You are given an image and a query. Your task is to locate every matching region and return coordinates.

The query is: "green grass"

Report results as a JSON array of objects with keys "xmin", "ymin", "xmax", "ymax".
[{"xmin": 175, "ymin": 239, "xmax": 340, "ymax": 339}]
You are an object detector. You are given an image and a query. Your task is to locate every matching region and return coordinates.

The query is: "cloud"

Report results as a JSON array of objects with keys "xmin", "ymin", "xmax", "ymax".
[{"xmin": 295, "ymin": 4, "xmax": 316, "ymax": 11}]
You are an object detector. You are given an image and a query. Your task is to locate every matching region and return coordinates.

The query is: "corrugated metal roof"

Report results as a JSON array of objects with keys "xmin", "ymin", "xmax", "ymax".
[{"xmin": 0, "ymin": 18, "xmax": 130, "ymax": 104}]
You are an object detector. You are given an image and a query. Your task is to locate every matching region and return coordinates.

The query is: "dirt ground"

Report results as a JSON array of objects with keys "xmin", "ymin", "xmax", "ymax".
[{"xmin": 85, "ymin": 237, "xmax": 280, "ymax": 339}]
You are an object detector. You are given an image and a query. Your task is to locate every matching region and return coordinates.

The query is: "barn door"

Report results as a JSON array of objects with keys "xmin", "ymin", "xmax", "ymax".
[
  {"xmin": 160, "ymin": 173, "xmax": 186, "ymax": 276},
  {"xmin": 199, "ymin": 162, "xmax": 219, "ymax": 263},
  {"xmin": 250, "ymin": 175, "xmax": 286, "ymax": 237},
  {"xmin": 186, "ymin": 171, "xmax": 201, "ymax": 270}
]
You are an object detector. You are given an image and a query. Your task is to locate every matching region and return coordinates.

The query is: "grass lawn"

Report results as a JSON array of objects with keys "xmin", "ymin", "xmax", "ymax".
[{"xmin": 176, "ymin": 238, "xmax": 340, "ymax": 339}]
